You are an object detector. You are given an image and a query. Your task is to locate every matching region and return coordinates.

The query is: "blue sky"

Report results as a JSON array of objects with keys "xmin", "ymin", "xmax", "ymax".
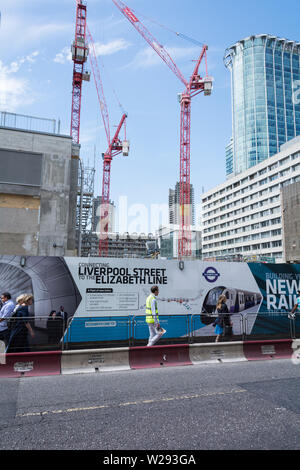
[{"xmin": 0, "ymin": 0, "xmax": 299, "ymax": 232}]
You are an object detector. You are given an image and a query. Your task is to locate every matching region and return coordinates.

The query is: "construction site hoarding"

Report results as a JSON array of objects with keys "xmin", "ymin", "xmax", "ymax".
[{"xmin": 0, "ymin": 255, "xmax": 299, "ymax": 343}]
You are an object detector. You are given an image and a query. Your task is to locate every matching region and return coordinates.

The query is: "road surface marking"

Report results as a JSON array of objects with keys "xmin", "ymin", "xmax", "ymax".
[{"xmin": 17, "ymin": 388, "xmax": 246, "ymax": 418}]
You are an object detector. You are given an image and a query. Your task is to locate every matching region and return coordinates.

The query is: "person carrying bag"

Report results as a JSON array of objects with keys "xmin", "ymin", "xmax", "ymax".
[{"xmin": 213, "ymin": 294, "xmax": 232, "ymax": 342}]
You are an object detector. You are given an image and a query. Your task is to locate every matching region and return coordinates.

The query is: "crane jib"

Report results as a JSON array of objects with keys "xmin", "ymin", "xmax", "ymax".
[
  {"xmin": 123, "ymin": 7, "xmax": 138, "ymax": 22},
  {"xmin": 112, "ymin": 0, "xmax": 212, "ymax": 258}
]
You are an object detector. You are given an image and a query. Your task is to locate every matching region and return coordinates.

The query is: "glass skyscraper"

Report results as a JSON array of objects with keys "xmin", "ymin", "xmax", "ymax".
[{"xmin": 224, "ymin": 34, "xmax": 300, "ymax": 176}]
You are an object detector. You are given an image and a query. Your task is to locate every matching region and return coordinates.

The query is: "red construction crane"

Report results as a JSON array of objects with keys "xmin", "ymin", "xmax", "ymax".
[
  {"xmin": 87, "ymin": 26, "xmax": 129, "ymax": 257},
  {"xmin": 112, "ymin": 0, "xmax": 213, "ymax": 258},
  {"xmin": 70, "ymin": 0, "xmax": 90, "ymax": 144}
]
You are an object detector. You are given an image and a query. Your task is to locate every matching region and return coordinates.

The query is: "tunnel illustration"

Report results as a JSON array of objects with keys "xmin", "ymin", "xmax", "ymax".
[{"xmin": 0, "ymin": 255, "xmax": 82, "ymax": 328}]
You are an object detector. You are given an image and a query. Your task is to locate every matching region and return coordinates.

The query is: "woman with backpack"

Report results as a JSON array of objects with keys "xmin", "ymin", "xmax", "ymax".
[{"xmin": 213, "ymin": 294, "xmax": 232, "ymax": 342}]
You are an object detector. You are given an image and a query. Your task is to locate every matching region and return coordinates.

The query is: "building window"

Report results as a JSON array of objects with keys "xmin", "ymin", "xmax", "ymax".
[
  {"xmin": 271, "ymin": 217, "xmax": 281, "ymax": 225},
  {"xmin": 252, "ymin": 244, "xmax": 261, "ymax": 250},
  {"xmin": 279, "ymin": 157, "xmax": 290, "ymax": 166},
  {"xmin": 262, "ymin": 242, "xmax": 271, "ymax": 248}
]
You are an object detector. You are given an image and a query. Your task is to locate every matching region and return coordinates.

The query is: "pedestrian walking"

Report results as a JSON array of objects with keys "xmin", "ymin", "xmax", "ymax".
[
  {"xmin": 0, "ymin": 292, "xmax": 15, "ymax": 346},
  {"xmin": 213, "ymin": 294, "xmax": 232, "ymax": 342},
  {"xmin": 6, "ymin": 294, "xmax": 35, "ymax": 353},
  {"xmin": 146, "ymin": 286, "xmax": 166, "ymax": 347},
  {"xmin": 289, "ymin": 290, "xmax": 300, "ymax": 319}
]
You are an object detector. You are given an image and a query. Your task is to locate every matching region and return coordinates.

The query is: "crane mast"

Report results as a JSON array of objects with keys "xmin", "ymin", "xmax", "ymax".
[
  {"xmin": 71, "ymin": 1, "xmax": 91, "ymax": 258},
  {"xmin": 99, "ymin": 113, "xmax": 128, "ymax": 257},
  {"xmin": 87, "ymin": 26, "xmax": 129, "ymax": 257},
  {"xmin": 112, "ymin": 0, "xmax": 212, "ymax": 258},
  {"xmin": 70, "ymin": 0, "xmax": 90, "ymax": 144}
]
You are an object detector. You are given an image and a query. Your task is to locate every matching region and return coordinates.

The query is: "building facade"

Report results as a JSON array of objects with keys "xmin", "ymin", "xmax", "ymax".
[
  {"xmin": 201, "ymin": 136, "xmax": 300, "ymax": 262},
  {"xmin": 281, "ymin": 180, "xmax": 300, "ymax": 263},
  {"xmin": 157, "ymin": 224, "xmax": 202, "ymax": 259},
  {"xmin": 81, "ymin": 232, "xmax": 157, "ymax": 258},
  {"xmin": 91, "ymin": 196, "xmax": 116, "ymax": 233},
  {"xmin": 169, "ymin": 182, "xmax": 195, "ymax": 225},
  {"xmin": 0, "ymin": 123, "xmax": 78, "ymax": 256},
  {"xmin": 225, "ymin": 138, "xmax": 234, "ymax": 177},
  {"xmin": 224, "ymin": 34, "xmax": 300, "ymax": 176}
]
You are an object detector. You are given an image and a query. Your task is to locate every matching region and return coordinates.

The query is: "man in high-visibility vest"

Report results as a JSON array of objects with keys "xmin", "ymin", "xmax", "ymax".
[{"xmin": 146, "ymin": 285, "xmax": 165, "ymax": 347}]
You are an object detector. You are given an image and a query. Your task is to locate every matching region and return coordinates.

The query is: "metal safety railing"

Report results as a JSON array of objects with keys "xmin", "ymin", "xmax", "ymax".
[
  {"xmin": 64, "ymin": 316, "xmax": 131, "ymax": 349},
  {"xmin": 191, "ymin": 313, "xmax": 245, "ymax": 342},
  {"xmin": 131, "ymin": 314, "xmax": 191, "ymax": 346},
  {"xmin": 0, "ymin": 111, "xmax": 58, "ymax": 134},
  {"xmin": 2, "ymin": 316, "xmax": 64, "ymax": 354},
  {"xmin": 243, "ymin": 312, "xmax": 298, "ymax": 341},
  {"xmin": 0, "ymin": 312, "xmax": 299, "ymax": 352}
]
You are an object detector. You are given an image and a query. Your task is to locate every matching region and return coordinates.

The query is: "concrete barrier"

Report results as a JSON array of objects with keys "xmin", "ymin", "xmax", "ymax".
[
  {"xmin": 0, "ymin": 351, "xmax": 62, "ymax": 378},
  {"xmin": 61, "ymin": 348, "xmax": 130, "ymax": 374},
  {"xmin": 0, "ymin": 341, "xmax": 5, "ymax": 365},
  {"xmin": 291, "ymin": 339, "xmax": 300, "ymax": 365},
  {"xmin": 243, "ymin": 339, "xmax": 293, "ymax": 361},
  {"xmin": 129, "ymin": 344, "xmax": 192, "ymax": 369},
  {"xmin": 0, "ymin": 338, "xmax": 297, "ymax": 378},
  {"xmin": 189, "ymin": 341, "xmax": 246, "ymax": 364}
]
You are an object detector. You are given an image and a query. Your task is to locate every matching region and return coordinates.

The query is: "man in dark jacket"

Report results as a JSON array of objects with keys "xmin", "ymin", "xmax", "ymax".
[{"xmin": 57, "ymin": 306, "xmax": 68, "ymax": 329}]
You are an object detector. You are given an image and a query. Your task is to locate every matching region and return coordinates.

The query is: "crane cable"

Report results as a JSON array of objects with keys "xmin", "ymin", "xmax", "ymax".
[
  {"xmin": 100, "ymin": 59, "xmax": 127, "ymax": 116},
  {"xmin": 126, "ymin": 6, "xmax": 205, "ymax": 48},
  {"xmin": 88, "ymin": 21, "xmax": 127, "ymax": 116}
]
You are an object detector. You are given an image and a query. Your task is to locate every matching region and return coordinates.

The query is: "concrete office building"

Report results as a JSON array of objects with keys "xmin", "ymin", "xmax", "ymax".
[
  {"xmin": 0, "ymin": 114, "xmax": 78, "ymax": 256},
  {"xmin": 169, "ymin": 182, "xmax": 195, "ymax": 225},
  {"xmin": 201, "ymin": 136, "xmax": 300, "ymax": 262},
  {"xmin": 281, "ymin": 180, "xmax": 300, "ymax": 263},
  {"xmin": 224, "ymin": 34, "xmax": 300, "ymax": 176}
]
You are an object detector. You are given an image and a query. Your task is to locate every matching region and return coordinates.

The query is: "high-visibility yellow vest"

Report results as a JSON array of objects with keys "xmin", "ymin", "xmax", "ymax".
[{"xmin": 145, "ymin": 293, "xmax": 159, "ymax": 324}]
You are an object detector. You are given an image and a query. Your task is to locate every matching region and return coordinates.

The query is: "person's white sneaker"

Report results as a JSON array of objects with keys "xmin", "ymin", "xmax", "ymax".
[
  {"xmin": 158, "ymin": 327, "xmax": 166, "ymax": 336},
  {"xmin": 288, "ymin": 312, "xmax": 296, "ymax": 320}
]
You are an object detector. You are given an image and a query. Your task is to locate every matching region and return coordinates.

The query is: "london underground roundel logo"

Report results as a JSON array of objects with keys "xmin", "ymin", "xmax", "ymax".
[{"xmin": 202, "ymin": 266, "xmax": 220, "ymax": 283}]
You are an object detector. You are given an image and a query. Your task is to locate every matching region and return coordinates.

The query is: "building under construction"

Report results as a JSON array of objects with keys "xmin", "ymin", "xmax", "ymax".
[
  {"xmin": 80, "ymin": 231, "xmax": 157, "ymax": 258},
  {"xmin": 0, "ymin": 111, "xmax": 79, "ymax": 256},
  {"xmin": 76, "ymin": 157, "xmax": 96, "ymax": 255}
]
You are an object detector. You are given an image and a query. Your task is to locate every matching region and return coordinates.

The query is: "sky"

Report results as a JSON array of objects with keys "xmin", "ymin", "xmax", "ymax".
[{"xmin": 0, "ymin": 0, "xmax": 300, "ymax": 233}]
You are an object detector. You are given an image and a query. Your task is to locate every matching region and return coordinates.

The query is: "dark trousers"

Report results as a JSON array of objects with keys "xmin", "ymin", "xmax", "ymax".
[
  {"xmin": 0, "ymin": 329, "xmax": 10, "ymax": 346},
  {"xmin": 6, "ymin": 330, "xmax": 30, "ymax": 353}
]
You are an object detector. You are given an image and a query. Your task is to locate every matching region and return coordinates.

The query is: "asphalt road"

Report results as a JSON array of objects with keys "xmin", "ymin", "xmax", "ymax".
[{"xmin": 0, "ymin": 359, "xmax": 299, "ymax": 453}]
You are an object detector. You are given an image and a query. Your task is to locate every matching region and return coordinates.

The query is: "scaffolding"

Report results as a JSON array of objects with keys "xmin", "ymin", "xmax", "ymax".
[
  {"xmin": 80, "ymin": 232, "xmax": 157, "ymax": 258},
  {"xmin": 76, "ymin": 160, "xmax": 96, "ymax": 255}
]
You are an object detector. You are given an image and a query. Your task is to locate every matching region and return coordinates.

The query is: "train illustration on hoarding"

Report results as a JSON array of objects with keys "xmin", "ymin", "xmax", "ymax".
[{"xmin": 201, "ymin": 285, "xmax": 262, "ymax": 324}]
